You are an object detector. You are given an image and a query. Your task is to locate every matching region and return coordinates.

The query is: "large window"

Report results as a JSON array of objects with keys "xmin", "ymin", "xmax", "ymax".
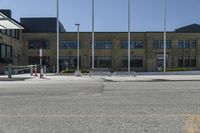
[
  {"xmin": 121, "ymin": 56, "xmax": 143, "ymax": 67},
  {"xmin": 59, "ymin": 56, "xmax": 81, "ymax": 70},
  {"xmin": 177, "ymin": 56, "xmax": 196, "ymax": 68},
  {"xmin": 178, "ymin": 40, "xmax": 197, "ymax": 49},
  {"xmin": 91, "ymin": 56, "xmax": 112, "ymax": 68},
  {"xmin": 60, "ymin": 40, "xmax": 79, "ymax": 49},
  {"xmin": 92, "ymin": 41, "xmax": 112, "ymax": 49},
  {"xmin": 153, "ymin": 40, "xmax": 171, "ymax": 49},
  {"xmin": 0, "ymin": 43, "xmax": 12, "ymax": 63},
  {"xmin": 0, "ymin": 29, "xmax": 19, "ymax": 40},
  {"xmin": 28, "ymin": 40, "xmax": 50, "ymax": 49},
  {"xmin": 28, "ymin": 56, "xmax": 50, "ymax": 66},
  {"xmin": 121, "ymin": 40, "xmax": 144, "ymax": 49}
]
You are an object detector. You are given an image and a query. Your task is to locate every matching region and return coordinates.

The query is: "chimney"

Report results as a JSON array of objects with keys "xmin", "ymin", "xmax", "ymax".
[{"xmin": 0, "ymin": 9, "xmax": 12, "ymax": 18}]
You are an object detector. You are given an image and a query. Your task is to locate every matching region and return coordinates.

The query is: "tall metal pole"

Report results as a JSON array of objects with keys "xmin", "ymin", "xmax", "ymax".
[
  {"xmin": 128, "ymin": 0, "xmax": 131, "ymax": 74},
  {"xmin": 163, "ymin": 0, "xmax": 167, "ymax": 72},
  {"xmin": 76, "ymin": 24, "xmax": 80, "ymax": 72},
  {"xmin": 92, "ymin": 0, "xmax": 95, "ymax": 69},
  {"xmin": 56, "ymin": 0, "xmax": 60, "ymax": 74}
]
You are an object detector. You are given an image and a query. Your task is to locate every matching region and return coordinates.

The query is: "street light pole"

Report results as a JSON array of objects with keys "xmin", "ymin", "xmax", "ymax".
[
  {"xmin": 128, "ymin": 0, "xmax": 131, "ymax": 74},
  {"xmin": 163, "ymin": 0, "xmax": 167, "ymax": 72},
  {"xmin": 92, "ymin": 0, "xmax": 95, "ymax": 69},
  {"xmin": 75, "ymin": 24, "xmax": 80, "ymax": 72},
  {"xmin": 56, "ymin": 0, "xmax": 60, "ymax": 74}
]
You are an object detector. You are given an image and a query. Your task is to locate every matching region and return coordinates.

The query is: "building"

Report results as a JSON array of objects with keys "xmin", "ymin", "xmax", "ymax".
[{"xmin": 0, "ymin": 9, "xmax": 200, "ymax": 73}]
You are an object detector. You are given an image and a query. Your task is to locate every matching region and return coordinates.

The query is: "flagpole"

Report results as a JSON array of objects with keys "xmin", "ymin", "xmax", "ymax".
[
  {"xmin": 56, "ymin": 0, "xmax": 60, "ymax": 74},
  {"xmin": 163, "ymin": 0, "xmax": 167, "ymax": 72},
  {"xmin": 128, "ymin": 0, "xmax": 131, "ymax": 74},
  {"xmin": 92, "ymin": 0, "xmax": 95, "ymax": 69}
]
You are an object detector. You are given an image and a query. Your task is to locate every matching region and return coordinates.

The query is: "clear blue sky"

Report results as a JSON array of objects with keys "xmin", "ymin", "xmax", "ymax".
[{"xmin": 0, "ymin": 0, "xmax": 200, "ymax": 32}]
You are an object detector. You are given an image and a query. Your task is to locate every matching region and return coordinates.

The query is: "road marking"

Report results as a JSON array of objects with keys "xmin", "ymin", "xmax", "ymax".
[{"xmin": 187, "ymin": 114, "xmax": 200, "ymax": 133}]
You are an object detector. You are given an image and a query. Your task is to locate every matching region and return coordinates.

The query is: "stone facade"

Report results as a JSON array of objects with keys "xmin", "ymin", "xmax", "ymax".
[{"xmin": 20, "ymin": 32, "xmax": 200, "ymax": 72}]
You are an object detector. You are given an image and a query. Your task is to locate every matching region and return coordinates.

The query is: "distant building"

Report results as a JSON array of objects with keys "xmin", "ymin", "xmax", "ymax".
[{"xmin": 0, "ymin": 9, "xmax": 200, "ymax": 73}]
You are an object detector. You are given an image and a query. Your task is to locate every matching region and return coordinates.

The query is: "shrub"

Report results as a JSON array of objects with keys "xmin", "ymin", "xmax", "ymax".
[
  {"xmin": 165, "ymin": 67, "xmax": 193, "ymax": 72},
  {"xmin": 61, "ymin": 68, "xmax": 76, "ymax": 73}
]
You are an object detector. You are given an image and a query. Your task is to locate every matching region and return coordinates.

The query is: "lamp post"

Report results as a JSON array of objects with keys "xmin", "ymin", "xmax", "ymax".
[
  {"xmin": 92, "ymin": 0, "xmax": 95, "ymax": 69},
  {"xmin": 128, "ymin": 0, "xmax": 131, "ymax": 74},
  {"xmin": 163, "ymin": 0, "xmax": 167, "ymax": 72},
  {"xmin": 75, "ymin": 23, "xmax": 81, "ymax": 76},
  {"xmin": 56, "ymin": 0, "xmax": 60, "ymax": 74}
]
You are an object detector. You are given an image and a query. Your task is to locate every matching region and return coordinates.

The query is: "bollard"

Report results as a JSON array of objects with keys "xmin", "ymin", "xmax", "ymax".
[
  {"xmin": 8, "ymin": 64, "xmax": 12, "ymax": 78},
  {"xmin": 34, "ymin": 66, "xmax": 38, "ymax": 76},
  {"xmin": 43, "ymin": 65, "xmax": 46, "ymax": 74},
  {"xmin": 30, "ymin": 65, "xmax": 33, "ymax": 76},
  {"xmin": 53, "ymin": 65, "xmax": 56, "ymax": 74},
  {"xmin": 40, "ymin": 65, "xmax": 44, "ymax": 78}
]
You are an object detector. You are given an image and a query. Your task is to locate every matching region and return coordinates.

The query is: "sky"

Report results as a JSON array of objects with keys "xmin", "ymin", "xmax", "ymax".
[{"xmin": 0, "ymin": 0, "xmax": 200, "ymax": 32}]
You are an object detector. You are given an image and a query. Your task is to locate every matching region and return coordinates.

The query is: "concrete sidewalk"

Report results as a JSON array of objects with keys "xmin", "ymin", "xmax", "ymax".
[
  {"xmin": 1, "ymin": 73, "xmax": 200, "ymax": 82},
  {"xmin": 101, "ymin": 75, "xmax": 200, "ymax": 82}
]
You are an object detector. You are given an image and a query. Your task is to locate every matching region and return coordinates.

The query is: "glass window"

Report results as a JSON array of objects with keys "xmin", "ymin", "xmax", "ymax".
[
  {"xmin": 11, "ymin": 30, "xmax": 16, "ymax": 38},
  {"xmin": 6, "ymin": 30, "xmax": 11, "ymax": 36},
  {"xmin": 184, "ymin": 57, "xmax": 190, "ymax": 67},
  {"xmin": 184, "ymin": 40, "xmax": 190, "ymax": 48},
  {"xmin": 191, "ymin": 40, "xmax": 197, "ymax": 48},
  {"xmin": 92, "ymin": 41, "xmax": 112, "ymax": 49},
  {"xmin": 6, "ymin": 46, "xmax": 12, "ymax": 58},
  {"xmin": 28, "ymin": 40, "xmax": 50, "ymax": 49},
  {"xmin": 60, "ymin": 40, "xmax": 78, "ymax": 49},
  {"xmin": 92, "ymin": 56, "xmax": 112, "ymax": 68},
  {"xmin": 178, "ymin": 56, "xmax": 183, "ymax": 67},
  {"xmin": 121, "ymin": 56, "xmax": 143, "ymax": 67},
  {"xmin": 191, "ymin": 57, "xmax": 196, "ymax": 67},
  {"xmin": 178, "ymin": 40, "xmax": 184, "ymax": 48},
  {"xmin": 178, "ymin": 40, "xmax": 197, "ymax": 49},
  {"xmin": 0, "ymin": 43, "xmax": 12, "ymax": 63},
  {"xmin": 153, "ymin": 40, "xmax": 171, "ymax": 49},
  {"xmin": 121, "ymin": 41, "xmax": 144, "ymax": 49},
  {"xmin": 1, "ymin": 29, "xmax": 6, "ymax": 34},
  {"xmin": 28, "ymin": 56, "xmax": 50, "ymax": 66},
  {"xmin": 59, "ymin": 56, "xmax": 81, "ymax": 70},
  {"xmin": 1, "ymin": 45, "xmax": 6, "ymax": 58}
]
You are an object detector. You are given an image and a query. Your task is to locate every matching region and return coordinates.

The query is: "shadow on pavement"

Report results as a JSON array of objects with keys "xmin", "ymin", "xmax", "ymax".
[{"xmin": 0, "ymin": 77, "xmax": 32, "ymax": 81}]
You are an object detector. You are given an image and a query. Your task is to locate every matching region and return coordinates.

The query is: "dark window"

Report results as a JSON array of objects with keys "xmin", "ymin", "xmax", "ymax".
[
  {"xmin": 60, "ymin": 40, "xmax": 79, "ymax": 49},
  {"xmin": 1, "ymin": 29, "xmax": 6, "ymax": 34},
  {"xmin": 28, "ymin": 56, "xmax": 50, "ymax": 66},
  {"xmin": 11, "ymin": 30, "xmax": 16, "ymax": 38},
  {"xmin": 91, "ymin": 56, "xmax": 112, "ymax": 68},
  {"xmin": 59, "ymin": 56, "xmax": 81, "ymax": 70},
  {"xmin": 16, "ymin": 30, "xmax": 19, "ymax": 39},
  {"xmin": 6, "ymin": 30, "xmax": 11, "ymax": 36},
  {"xmin": 28, "ymin": 40, "xmax": 50, "ymax": 49},
  {"xmin": 178, "ymin": 40, "xmax": 197, "ymax": 49},
  {"xmin": 184, "ymin": 57, "xmax": 190, "ymax": 67},
  {"xmin": 121, "ymin": 41, "xmax": 144, "ymax": 49},
  {"xmin": 92, "ymin": 41, "xmax": 112, "ymax": 49},
  {"xmin": 0, "ymin": 43, "xmax": 12, "ymax": 63},
  {"xmin": 178, "ymin": 40, "xmax": 184, "ymax": 48},
  {"xmin": 191, "ymin": 40, "xmax": 197, "ymax": 48},
  {"xmin": 121, "ymin": 56, "xmax": 143, "ymax": 67},
  {"xmin": 184, "ymin": 40, "xmax": 190, "ymax": 48},
  {"xmin": 191, "ymin": 57, "xmax": 196, "ymax": 67},
  {"xmin": 0, "ymin": 29, "xmax": 19, "ymax": 39},
  {"xmin": 153, "ymin": 40, "xmax": 171, "ymax": 49},
  {"xmin": 178, "ymin": 56, "xmax": 183, "ymax": 67}
]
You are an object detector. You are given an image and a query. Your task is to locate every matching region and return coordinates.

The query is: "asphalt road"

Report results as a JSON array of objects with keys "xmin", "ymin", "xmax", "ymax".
[{"xmin": 0, "ymin": 79, "xmax": 200, "ymax": 133}]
